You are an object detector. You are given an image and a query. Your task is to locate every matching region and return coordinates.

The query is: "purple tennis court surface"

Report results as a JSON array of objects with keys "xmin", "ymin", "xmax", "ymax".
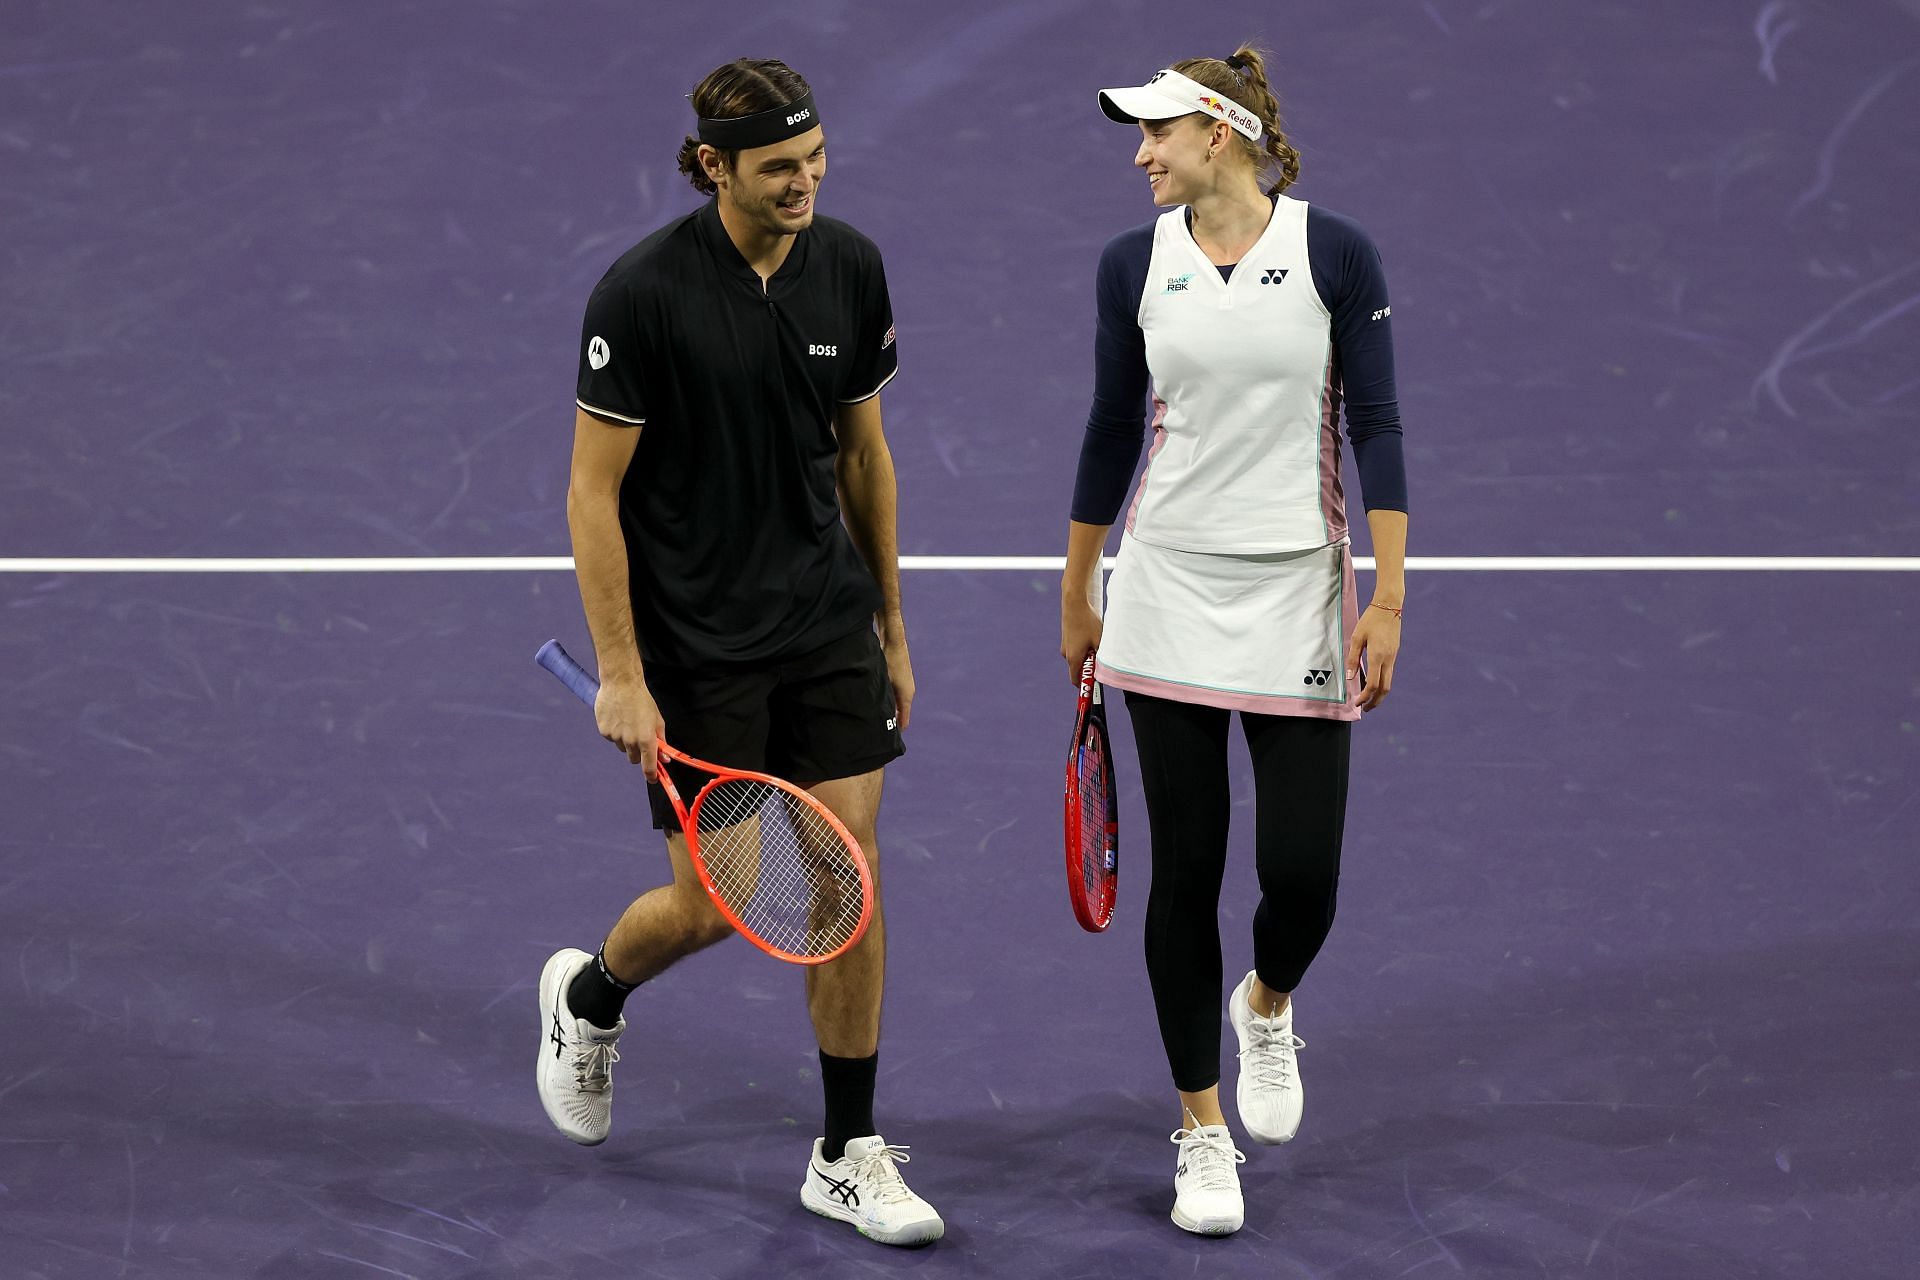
[{"xmin": 3, "ymin": 3, "xmax": 1916, "ymax": 1277}]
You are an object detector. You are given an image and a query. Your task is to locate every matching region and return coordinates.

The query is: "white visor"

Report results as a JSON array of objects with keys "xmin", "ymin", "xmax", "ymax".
[{"xmin": 1097, "ymin": 68, "xmax": 1264, "ymax": 142}]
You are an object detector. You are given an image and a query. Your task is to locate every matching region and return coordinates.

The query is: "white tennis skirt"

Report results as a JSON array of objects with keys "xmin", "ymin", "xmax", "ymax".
[{"xmin": 1094, "ymin": 534, "xmax": 1361, "ymax": 721}]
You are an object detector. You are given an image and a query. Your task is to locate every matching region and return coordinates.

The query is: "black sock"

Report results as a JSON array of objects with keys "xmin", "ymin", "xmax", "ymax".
[
  {"xmin": 565, "ymin": 946, "xmax": 638, "ymax": 1030},
  {"xmin": 819, "ymin": 1050, "xmax": 878, "ymax": 1162}
]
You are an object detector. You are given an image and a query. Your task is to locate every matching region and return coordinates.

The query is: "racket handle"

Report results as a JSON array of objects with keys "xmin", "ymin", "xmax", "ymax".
[{"xmin": 536, "ymin": 639, "xmax": 601, "ymax": 706}]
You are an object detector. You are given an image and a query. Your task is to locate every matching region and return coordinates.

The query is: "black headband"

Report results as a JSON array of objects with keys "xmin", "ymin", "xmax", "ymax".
[{"xmin": 696, "ymin": 92, "xmax": 820, "ymax": 151}]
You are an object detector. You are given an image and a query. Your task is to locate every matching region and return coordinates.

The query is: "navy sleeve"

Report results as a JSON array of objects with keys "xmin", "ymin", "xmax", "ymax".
[
  {"xmin": 1071, "ymin": 225, "xmax": 1155, "ymax": 524},
  {"xmin": 1308, "ymin": 207, "xmax": 1407, "ymax": 513}
]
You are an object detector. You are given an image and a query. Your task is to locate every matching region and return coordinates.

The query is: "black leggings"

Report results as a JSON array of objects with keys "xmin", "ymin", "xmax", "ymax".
[{"xmin": 1126, "ymin": 691, "xmax": 1351, "ymax": 1093}]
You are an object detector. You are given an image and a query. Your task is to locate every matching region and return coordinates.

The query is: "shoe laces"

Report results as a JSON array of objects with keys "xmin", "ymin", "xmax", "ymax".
[
  {"xmin": 1240, "ymin": 1016, "xmax": 1305, "ymax": 1091},
  {"xmin": 849, "ymin": 1143, "xmax": 917, "ymax": 1205},
  {"xmin": 571, "ymin": 1039, "xmax": 619, "ymax": 1093},
  {"xmin": 1170, "ymin": 1128, "xmax": 1246, "ymax": 1192}
]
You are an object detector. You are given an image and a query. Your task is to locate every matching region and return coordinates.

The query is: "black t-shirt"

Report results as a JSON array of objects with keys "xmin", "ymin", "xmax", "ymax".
[{"xmin": 575, "ymin": 200, "xmax": 899, "ymax": 668}]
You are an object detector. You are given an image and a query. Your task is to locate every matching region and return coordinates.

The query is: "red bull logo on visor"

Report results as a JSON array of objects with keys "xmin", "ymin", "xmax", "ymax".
[{"xmin": 1195, "ymin": 93, "xmax": 1258, "ymax": 137}]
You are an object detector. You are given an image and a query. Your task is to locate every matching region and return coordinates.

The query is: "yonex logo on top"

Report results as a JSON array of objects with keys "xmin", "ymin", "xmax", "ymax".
[
  {"xmin": 1260, "ymin": 268, "xmax": 1288, "ymax": 284},
  {"xmin": 1304, "ymin": 669, "xmax": 1332, "ymax": 687},
  {"xmin": 1371, "ymin": 306, "xmax": 1392, "ymax": 321}
]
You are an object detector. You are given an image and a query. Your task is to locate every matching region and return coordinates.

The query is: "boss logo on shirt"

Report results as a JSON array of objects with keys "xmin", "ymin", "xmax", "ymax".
[
  {"xmin": 808, "ymin": 343, "xmax": 838, "ymax": 357},
  {"xmin": 1164, "ymin": 273, "xmax": 1194, "ymax": 294}
]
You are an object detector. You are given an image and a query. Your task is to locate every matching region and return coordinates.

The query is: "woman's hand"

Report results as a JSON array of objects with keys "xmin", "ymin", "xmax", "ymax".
[
  {"xmin": 1060, "ymin": 595, "xmax": 1104, "ymax": 686},
  {"xmin": 1346, "ymin": 603, "xmax": 1401, "ymax": 712}
]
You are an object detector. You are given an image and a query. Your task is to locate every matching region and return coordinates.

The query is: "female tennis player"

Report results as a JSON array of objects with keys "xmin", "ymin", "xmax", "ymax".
[{"xmin": 1061, "ymin": 46, "xmax": 1409, "ymax": 1235}]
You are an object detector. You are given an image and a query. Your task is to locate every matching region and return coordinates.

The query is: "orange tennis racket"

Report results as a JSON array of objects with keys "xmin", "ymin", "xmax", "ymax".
[
  {"xmin": 1063, "ymin": 651, "xmax": 1118, "ymax": 932},
  {"xmin": 536, "ymin": 640, "xmax": 874, "ymax": 965}
]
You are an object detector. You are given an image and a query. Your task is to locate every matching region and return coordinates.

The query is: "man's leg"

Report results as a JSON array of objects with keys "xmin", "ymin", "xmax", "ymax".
[
  {"xmin": 792, "ymin": 763, "xmax": 940, "ymax": 1245},
  {"xmin": 802, "ymin": 767, "xmax": 886, "ymax": 1161},
  {"xmin": 538, "ymin": 829, "xmax": 732, "ymax": 1146},
  {"xmin": 803, "ymin": 766, "xmax": 887, "ymax": 1059},
  {"xmin": 600, "ymin": 831, "xmax": 737, "ymax": 982}
]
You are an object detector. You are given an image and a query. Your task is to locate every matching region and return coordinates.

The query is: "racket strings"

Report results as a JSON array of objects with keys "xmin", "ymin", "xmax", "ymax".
[
  {"xmin": 1073, "ymin": 734, "xmax": 1117, "ymax": 920},
  {"xmin": 1076, "ymin": 740, "xmax": 1112, "ymax": 891},
  {"xmin": 693, "ymin": 780, "xmax": 866, "ymax": 959}
]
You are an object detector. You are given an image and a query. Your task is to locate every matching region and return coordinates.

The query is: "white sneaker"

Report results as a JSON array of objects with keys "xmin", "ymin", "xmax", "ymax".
[
  {"xmin": 1170, "ymin": 1123, "xmax": 1247, "ymax": 1235},
  {"xmin": 535, "ymin": 948, "xmax": 623, "ymax": 1145},
  {"xmin": 800, "ymin": 1135, "xmax": 945, "ymax": 1246},
  {"xmin": 1229, "ymin": 969, "xmax": 1305, "ymax": 1144}
]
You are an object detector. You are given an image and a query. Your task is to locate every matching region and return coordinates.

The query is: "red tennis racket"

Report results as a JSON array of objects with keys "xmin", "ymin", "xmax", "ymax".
[
  {"xmin": 536, "ymin": 640, "xmax": 874, "ymax": 966},
  {"xmin": 1063, "ymin": 651, "xmax": 1118, "ymax": 932}
]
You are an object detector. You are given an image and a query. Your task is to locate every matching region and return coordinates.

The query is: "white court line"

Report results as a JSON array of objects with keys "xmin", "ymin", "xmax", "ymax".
[{"xmin": 0, "ymin": 556, "xmax": 1915, "ymax": 573}]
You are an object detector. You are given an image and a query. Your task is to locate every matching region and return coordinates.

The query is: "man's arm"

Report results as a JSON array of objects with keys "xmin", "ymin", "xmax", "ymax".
[
  {"xmin": 566, "ymin": 406, "xmax": 662, "ymax": 770},
  {"xmin": 833, "ymin": 394, "xmax": 913, "ymax": 730}
]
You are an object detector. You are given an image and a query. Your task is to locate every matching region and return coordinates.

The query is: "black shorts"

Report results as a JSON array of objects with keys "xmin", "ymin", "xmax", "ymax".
[{"xmin": 643, "ymin": 626, "xmax": 905, "ymax": 831}]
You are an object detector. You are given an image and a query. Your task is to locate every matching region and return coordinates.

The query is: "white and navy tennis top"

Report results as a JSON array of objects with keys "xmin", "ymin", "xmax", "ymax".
[{"xmin": 1071, "ymin": 195, "xmax": 1406, "ymax": 551}]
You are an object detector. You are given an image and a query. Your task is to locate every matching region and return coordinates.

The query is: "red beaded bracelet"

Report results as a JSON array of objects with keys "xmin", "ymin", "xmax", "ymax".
[{"xmin": 1368, "ymin": 602, "xmax": 1403, "ymax": 618}]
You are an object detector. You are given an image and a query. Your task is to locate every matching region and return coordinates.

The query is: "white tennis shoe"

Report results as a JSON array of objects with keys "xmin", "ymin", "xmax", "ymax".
[
  {"xmin": 1170, "ymin": 1122, "xmax": 1247, "ymax": 1235},
  {"xmin": 1229, "ymin": 969, "xmax": 1305, "ymax": 1144},
  {"xmin": 535, "ymin": 948, "xmax": 623, "ymax": 1146},
  {"xmin": 800, "ymin": 1135, "xmax": 945, "ymax": 1246}
]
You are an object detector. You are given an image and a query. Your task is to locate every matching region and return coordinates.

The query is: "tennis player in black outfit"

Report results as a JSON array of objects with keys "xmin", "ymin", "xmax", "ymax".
[{"xmin": 535, "ymin": 58, "xmax": 942, "ymax": 1247}]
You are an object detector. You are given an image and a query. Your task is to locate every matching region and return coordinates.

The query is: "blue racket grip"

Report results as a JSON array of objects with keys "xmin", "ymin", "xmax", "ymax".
[{"xmin": 535, "ymin": 640, "xmax": 600, "ymax": 706}]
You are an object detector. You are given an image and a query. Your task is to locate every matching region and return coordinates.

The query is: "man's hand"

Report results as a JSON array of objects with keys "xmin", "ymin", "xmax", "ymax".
[
  {"xmin": 882, "ymin": 634, "xmax": 915, "ymax": 731},
  {"xmin": 595, "ymin": 674, "xmax": 664, "ymax": 773}
]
